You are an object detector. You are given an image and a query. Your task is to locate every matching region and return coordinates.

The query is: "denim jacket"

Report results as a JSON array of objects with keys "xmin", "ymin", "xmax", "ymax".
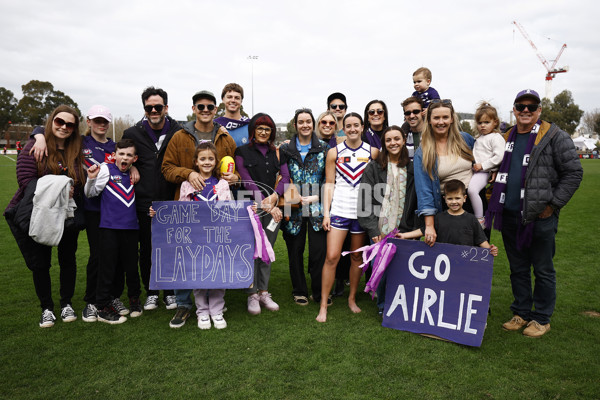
[{"xmin": 414, "ymin": 131, "xmax": 475, "ymax": 216}]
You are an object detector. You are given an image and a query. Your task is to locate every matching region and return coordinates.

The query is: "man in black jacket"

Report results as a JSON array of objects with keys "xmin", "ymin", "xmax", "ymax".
[{"xmin": 122, "ymin": 87, "xmax": 181, "ymax": 311}]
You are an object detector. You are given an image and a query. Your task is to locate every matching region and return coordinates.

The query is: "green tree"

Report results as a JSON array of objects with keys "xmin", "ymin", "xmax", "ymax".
[
  {"xmin": 459, "ymin": 120, "xmax": 474, "ymax": 135},
  {"xmin": 582, "ymin": 109, "xmax": 600, "ymax": 135},
  {"xmin": 16, "ymin": 80, "xmax": 80, "ymax": 126},
  {"xmin": 0, "ymin": 87, "xmax": 19, "ymax": 133},
  {"xmin": 540, "ymin": 90, "xmax": 584, "ymax": 135},
  {"xmin": 286, "ymin": 118, "xmax": 296, "ymax": 139}
]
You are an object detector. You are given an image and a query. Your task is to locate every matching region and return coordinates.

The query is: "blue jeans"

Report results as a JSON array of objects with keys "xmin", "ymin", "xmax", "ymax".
[
  {"xmin": 501, "ymin": 211, "xmax": 557, "ymax": 324},
  {"xmin": 175, "ymin": 289, "xmax": 193, "ymax": 309}
]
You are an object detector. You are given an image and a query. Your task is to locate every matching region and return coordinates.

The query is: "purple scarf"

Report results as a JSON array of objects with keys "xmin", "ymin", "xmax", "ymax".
[
  {"xmin": 246, "ymin": 206, "xmax": 275, "ymax": 264},
  {"xmin": 142, "ymin": 117, "xmax": 171, "ymax": 144},
  {"xmin": 485, "ymin": 120, "xmax": 541, "ymax": 249}
]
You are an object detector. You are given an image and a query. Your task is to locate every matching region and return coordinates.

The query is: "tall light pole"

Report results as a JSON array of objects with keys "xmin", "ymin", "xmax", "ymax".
[{"xmin": 248, "ymin": 55, "xmax": 258, "ymax": 116}]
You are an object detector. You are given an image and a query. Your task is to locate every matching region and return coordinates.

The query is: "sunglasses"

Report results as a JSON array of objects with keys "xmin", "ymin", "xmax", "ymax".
[
  {"xmin": 195, "ymin": 104, "xmax": 216, "ymax": 111},
  {"xmin": 320, "ymin": 120, "xmax": 336, "ymax": 126},
  {"xmin": 295, "ymin": 108, "xmax": 312, "ymax": 115},
  {"xmin": 514, "ymin": 103, "xmax": 540, "ymax": 112},
  {"xmin": 404, "ymin": 109, "xmax": 422, "ymax": 116},
  {"xmin": 368, "ymin": 109, "xmax": 384, "ymax": 116},
  {"xmin": 53, "ymin": 117, "xmax": 76, "ymax": 130},
  {"xmin": 431, "ymin": 99, "xmax": 452, "ymax": 105},
  {"xmin": 144, "ymin": 104, "xmax": 165, "ymax": 113},
  {"xmin": 330, "ymin": 104, "xmax": 347, "ymax": 110}
]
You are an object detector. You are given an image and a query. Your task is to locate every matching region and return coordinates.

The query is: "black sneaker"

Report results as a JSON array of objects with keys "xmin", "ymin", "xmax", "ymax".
[
  {"xmin": 111, "ymin": 298, "xmax": 130, "ymax": 316},
  {"xmin": 82, "ymin": 304, "xmax": 98, "ymax": 322},
  {"xmin": 169, "ymin": 306, "xmax": 191, "ymax": 328},
  {"xmin": 98, "ymin": 305, "xmax": 127, "ymax": 324},
  {"xmin": 129, "ymin": 297, "xmax": 143, "ymax": 318},
  {"xmin": 39, "ymin": 309, "xmax": 56, "ymax": 328},
  {"xmin": 60, "ymin": 304, "xmax": 77, "ymax": 322}
]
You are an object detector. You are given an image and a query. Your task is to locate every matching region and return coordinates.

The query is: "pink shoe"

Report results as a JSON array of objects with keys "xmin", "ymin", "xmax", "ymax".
[
  {"xmin": 259, "ymin": 292, "xmax": 279, "ymax": 311},
  {"xmin": 247, "ymin": 294, "xmax": 261, "ymax": 315}
]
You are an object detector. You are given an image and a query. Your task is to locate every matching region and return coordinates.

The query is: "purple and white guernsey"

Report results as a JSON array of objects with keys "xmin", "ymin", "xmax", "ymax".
[
  {"xmin": 190, "ymin": 176, "xmax": 219, "ymax": 202},
  {"xmin": 84, "ymin": 163, "xmax": 138, "ymax": 230},
  {"xmin": 82, "ymin": 135, "xmax": 115, "ymax": 212},
  {"xmin": 330, "ymin": 141, "xmax": 372, "ymax": 219}
]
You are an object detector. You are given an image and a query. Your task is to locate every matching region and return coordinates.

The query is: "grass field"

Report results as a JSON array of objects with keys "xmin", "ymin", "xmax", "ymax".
[{"xmin": 0, "ymin": 154, "xmax": 598, "ymax": 400}]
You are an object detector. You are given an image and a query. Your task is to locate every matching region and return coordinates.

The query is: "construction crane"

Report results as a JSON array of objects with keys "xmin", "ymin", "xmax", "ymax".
[{"xmin": 512, "ymin": 20, "xmax": 568, "ymax": 100}]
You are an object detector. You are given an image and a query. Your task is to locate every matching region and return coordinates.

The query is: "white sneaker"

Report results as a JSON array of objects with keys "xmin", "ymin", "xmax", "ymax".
[
  {"xmin": 198, "ymin": 315, "xmax": 211, "ymax": 330},
  {"xmin": 60, "ymin": 304, "xmax": 77, "ymax": 322},
  {"xmin": 164, "ymin": 295, "xmax": 177, "ymax": 310},
  {"xmin": 247, "ymin": 293, "xmax": 261, "ymax": 315},
  {"xmin": 211, "ymin": 314, "xmax": 227, "ymax": 329},
  {"xmin": 144, "ymin": 295, "xmax": 159, "ymax": 310},
  {"xmin": 259, "ymin": 292, "xmax": 279, "ymax": 311},
  {"xmin": 39, "ymin": 309, "xmax": 56, "ymax": 328}
]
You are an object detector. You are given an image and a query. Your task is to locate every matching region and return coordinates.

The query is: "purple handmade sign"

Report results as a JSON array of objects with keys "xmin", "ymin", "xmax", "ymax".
[
  {"xmin": 382, "ymin": 239, "xmax": 493, "ymax": 347},
  {"xmin": 150, "ymin": 200, "xmax": 254, "ymax": 290}
]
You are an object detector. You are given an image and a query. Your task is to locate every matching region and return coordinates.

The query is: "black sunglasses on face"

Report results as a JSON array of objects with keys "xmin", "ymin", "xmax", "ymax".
[
  {"xmin": 144, "ymin": 104, "xmax": 165, "ymax": 113},
  {"xmin": 53, "ymin": 117, "xmax": 76, "ymax": 130},
  {"xmin": 195, "ymin": 104, "xmax": 216, "ymax": 111},
  {"xmin": 514, "ymin": 103, "xmax": 539, "ymax": 112},
  {"xmin": 368, "ymin": 109, "xmax": 384, "ymax": 116},
  {"xmin": 330, "ymin": 104, "xmax": 346, "ymax": 110},
  {"xmin": 404, "ymin": 109, "xmax": 422, "ymax": 116},
  {"xmin": 320, "ymin": 120, "xmax": 336, "ymax": 126}
]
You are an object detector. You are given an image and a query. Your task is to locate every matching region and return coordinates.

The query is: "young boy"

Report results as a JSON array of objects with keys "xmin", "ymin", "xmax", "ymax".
[
  {"xmin": 400, "ymin": 179, "xmax": 498, "ymax": 255},
  {"xmin": 85, "ymin": 139, "xmax": 142, "ymax": 324},
  {"xmin": 411, "ymin": 67, "xmax": 440, "ymax": 109}
]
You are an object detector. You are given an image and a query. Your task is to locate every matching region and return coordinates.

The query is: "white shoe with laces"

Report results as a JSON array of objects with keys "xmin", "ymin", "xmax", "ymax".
[
  {"xmin": 61, "ymin": 304, "xmax": 77, "ymax": 322},
  {"xmin": 144, "ymin": 295, "xmax": 159, "ymax": 310},
  {"xmin": 211, "ymin": 314, "xmax": 227, "ymax": 329},
  {"xmin": 40, "ymin": 309, "xmax": 56, "ymax": 328}
]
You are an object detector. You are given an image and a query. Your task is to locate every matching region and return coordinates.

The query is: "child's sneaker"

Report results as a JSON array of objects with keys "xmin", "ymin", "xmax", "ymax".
[
  {"xmin": 144, "ymin": 295, "xmax": 159, "ymax": 310},
  {"xmin": 111, "ymin": 298, "xmax": 129, "ymax": 316},
  {"xmin": 129, "ymin": 297, "xmax": 143, "ymax": 318},
  {"xmin": 60, "ymin": 304, "xmax": 77, "ymax": 322},
  {"xmin": 164, "ymin": 295, "xmax": 177, "ymax": 310},
  {"xmin": 198, "ymin": 315, "xmax": 211, "ymax": 330},
  {"xmin": 211, "ymin": 314, "xmax": 227, "ymax": 329},
  {"xmin": 82, "ymin": 304, "xmax": 98, "ymax": 322},
  {"xmin": 259, "ymin": 292, "xmax": 279, "ymax": 311},
  {"xmin": 39, "ymin": 309, "xmax": 56, "ymax": 328},
  {"xmin": 247, "ymin": 293, "xmax": 261, "ymax": 315},
  {"xmin": 98, "ymin": 306, "xmax": 127, "ymax": 324}
]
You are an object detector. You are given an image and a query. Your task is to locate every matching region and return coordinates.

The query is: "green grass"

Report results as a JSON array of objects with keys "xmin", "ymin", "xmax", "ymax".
[{"xmin": 1, "ymin": 155, "xmax": 599, "ymax": 400}]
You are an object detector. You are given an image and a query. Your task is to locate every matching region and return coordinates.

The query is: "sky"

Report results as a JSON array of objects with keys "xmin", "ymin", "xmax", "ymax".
[{"xmin": 1, "ymin": 0, "xmax": 599, "ymax": 127}]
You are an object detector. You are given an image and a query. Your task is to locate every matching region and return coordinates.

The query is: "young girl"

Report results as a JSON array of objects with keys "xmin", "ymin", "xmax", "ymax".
[
  {"xmin": 468, "ymin": 102, "xmax": 506, "ymax": 227},
  {"xmin": 150, "ymin": 142, "xmax": 231, "ymax": 329}
]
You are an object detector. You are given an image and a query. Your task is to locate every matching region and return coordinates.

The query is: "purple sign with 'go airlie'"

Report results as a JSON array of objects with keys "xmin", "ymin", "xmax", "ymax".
[
  {"xmin": 382, "ymin": 239, "xmax": 494, "ymax": 347},
  {"xmin": 150, "ymin": 200, "xmax": 255, "ymax": 290}
]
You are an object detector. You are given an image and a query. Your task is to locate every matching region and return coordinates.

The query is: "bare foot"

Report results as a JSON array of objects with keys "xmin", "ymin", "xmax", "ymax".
[
  {"xmin": 348, "ymin": 300, "xmax": 361, "ymax": 314},
  {"xmin": 316, "ymin": 308, "xmax": 328, "ymax": 323}
]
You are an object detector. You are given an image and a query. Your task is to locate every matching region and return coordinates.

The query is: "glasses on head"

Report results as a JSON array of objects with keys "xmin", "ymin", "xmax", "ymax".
[
  {"xmin": 195, "ymin": 104, "xmax": 216, "ymax": 111},
  {"xmin": 404, "ymin": 109, "xmax": 422, "ymax": 116},
  {"xmin": 514, "ymin": 103, "xmax": 539, "ymax": 112},
  {"xmin": 330, "ymin": 104, "xmax": 347, "ymax": 110},
  {"xmin": 53, "ymin": 117, "xmax": 76, "ymax": 131},
  {"xmin": 368, "ymin": 109, "xmax": 384, "ymax": 116},
  {"xmin": 256, "ymin": 127, "xmax": 272, "ymax": 134},
  {"xmin": 320, "ymin": 120, "xmax": 336, "ymax": 126},
  {"xmin": 144, "ymin": 104, "xmax": 165, "ymax": 113},
  {"xmin": 295, "ymin": 108, "xmax": 312, "ymax": 115},
  {"xmin": 431, "ymin": 99, "xmax": 452, "ymax": 105}
]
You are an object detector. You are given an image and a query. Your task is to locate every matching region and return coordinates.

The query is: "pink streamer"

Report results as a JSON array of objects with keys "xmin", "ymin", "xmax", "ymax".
[{"xmin": 246, "ymin": 206, "xmax": 275, "ymax": 264}]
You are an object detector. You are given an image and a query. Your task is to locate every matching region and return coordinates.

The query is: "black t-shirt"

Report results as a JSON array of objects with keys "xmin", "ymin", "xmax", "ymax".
[{"xmin": 422, "ymin": 211, "xmax": 488, "ymax": 246}]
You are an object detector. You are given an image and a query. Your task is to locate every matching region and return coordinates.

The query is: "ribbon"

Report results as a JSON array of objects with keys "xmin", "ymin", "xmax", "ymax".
[{"xmin": 246, "ymin": 206, "xmax": 276, "ymax": 264}]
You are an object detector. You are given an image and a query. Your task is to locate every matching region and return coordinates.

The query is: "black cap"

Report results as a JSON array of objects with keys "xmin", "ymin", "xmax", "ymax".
[
  {"xmin": 192, "ymin": 90, "xmax": 217, "ymax": 104},
  {"xmin": 327, "ymin": 92, "xmax": 347, "ymax": 106}
]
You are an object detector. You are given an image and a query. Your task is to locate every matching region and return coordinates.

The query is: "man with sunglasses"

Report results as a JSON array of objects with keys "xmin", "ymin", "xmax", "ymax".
[
  {"xmin": 123, "ymin": 87, "xmax": 181, "ymax": 311},
  {"xmin": 487, "ymin": 89, "xmax": 582, "ymax": 337},
  {"xmin": 401, "ymin": 97, "xmax": 426, "ymax": 159},
  {"xmin": 327, "ymin": 92, "xmax": 347, "ymax": 135},
  {"xmin": 161, "ymin": 90, "xmax": 238, "ymax": 328}
]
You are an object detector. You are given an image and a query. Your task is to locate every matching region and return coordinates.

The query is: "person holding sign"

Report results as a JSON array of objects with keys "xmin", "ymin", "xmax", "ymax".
[
  {"xmin": 413, "ymin": 99, "xmax": 475, "ymax": 247},
  {"xmin": 316, "ymin": 112, "xmax": 379, "ymax": 323},
  {"xmin": 279, "ymin": 108, "xmax": 329, "ymax": 306},
  {"xmin": 358, "ymin": 126, "xmax": 418, "ymax": 315},
  {"xmin": 235, "ymin": 113, "xmax": 288, "ymax": 315},
  {"xmin": 487, "ymin": 89, "xmax": 582, "ymax": 337}
]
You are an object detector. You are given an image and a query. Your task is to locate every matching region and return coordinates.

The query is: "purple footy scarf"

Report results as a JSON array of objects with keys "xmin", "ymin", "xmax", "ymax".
[
  {"xmin": 485, "ymin": 120, "xmax": 541, "ymax": 250},
  {"xmin": 142, "ymin": 117, "xmax": 171, "ymax": 144}
]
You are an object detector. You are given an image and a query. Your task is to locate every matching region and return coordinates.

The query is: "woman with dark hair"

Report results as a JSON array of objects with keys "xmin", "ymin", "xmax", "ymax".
[
  {"xmin": 357, "ymin": 125, "xmax": 418, "ymax": 314},
  {"xmin": 362, "ymin": 100, "xmax": 389, "ymax": 150},
  {"xmin": 235, "ymin": 113, "xmax": 289, "ymax": 315},
  {"xmin": 5, "ymin": 105, "xmax": 86, "ymax": 327},
  {"xmin": 279, "ymin": 108, "xmax": 329, "ymax": 306},
  {"xmin": 316, "ymin": 112, "xmax": 379, "ymax": 323},
  {"xmin": 413, "ymin": 99, "xmax": 475, "ymax": 246}
]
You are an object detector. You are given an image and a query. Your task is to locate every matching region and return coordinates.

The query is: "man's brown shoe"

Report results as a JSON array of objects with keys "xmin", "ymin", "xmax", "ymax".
[
  {"xmin": 502, "ymin": 315, "xmax": 527, "ymax": 331},
  {"xmin": 522, "ymin": 320, "xmax": 550, "ymax": 337}
]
